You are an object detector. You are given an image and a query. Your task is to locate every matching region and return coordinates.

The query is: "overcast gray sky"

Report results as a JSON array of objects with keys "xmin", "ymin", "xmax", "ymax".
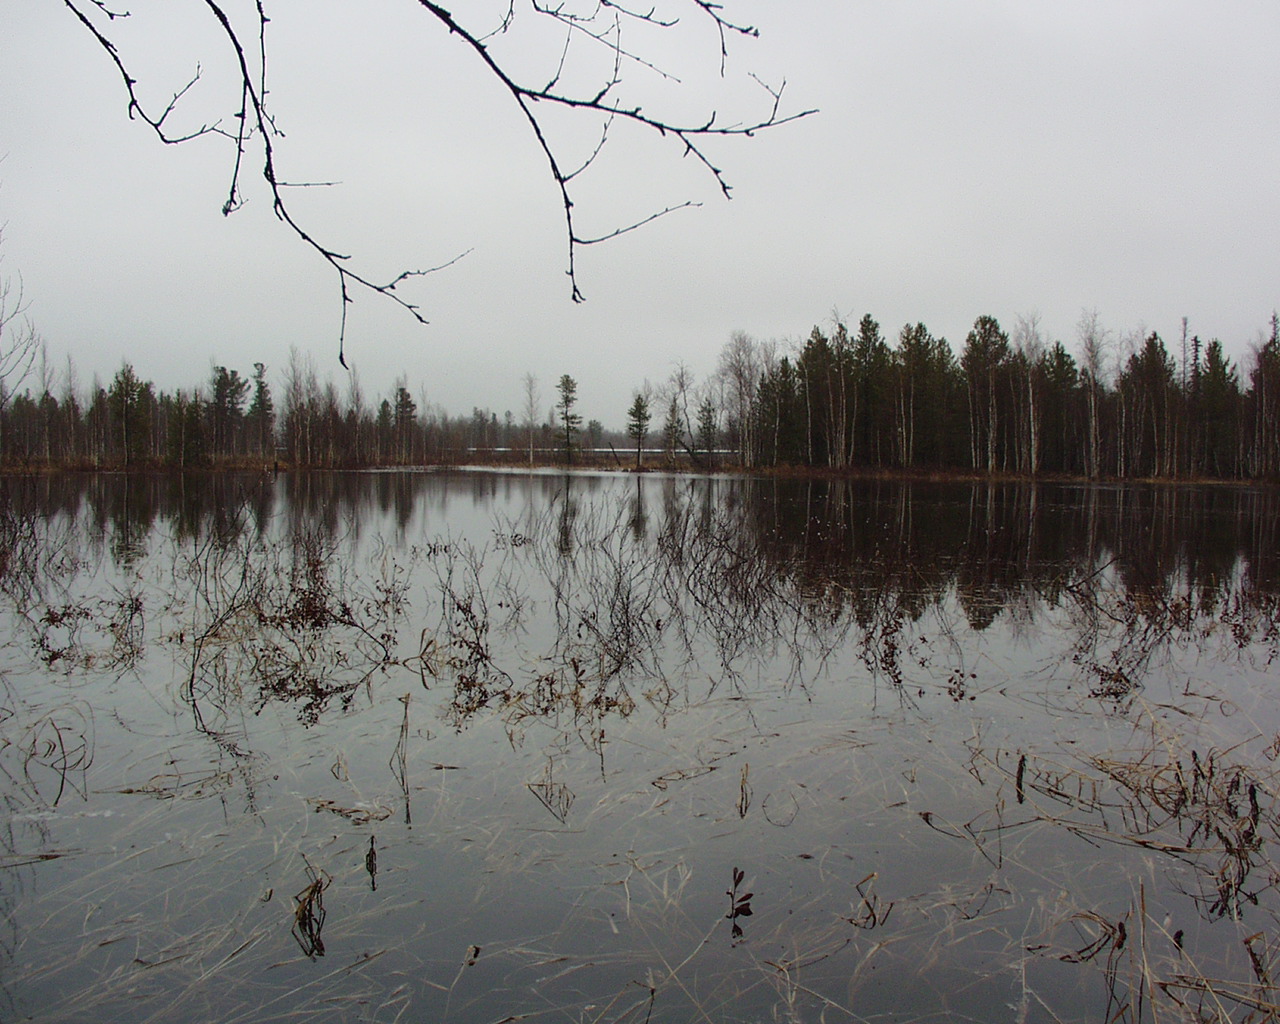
[{"xmin": 3, "ymin": 1, "xmax": 1279, "ymax": 426}]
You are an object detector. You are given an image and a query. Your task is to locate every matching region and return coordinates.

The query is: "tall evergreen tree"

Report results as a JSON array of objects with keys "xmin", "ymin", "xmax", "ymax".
[
  {"xmin": 393, "ymin": 382, "xmax": 417, "ymax": 464},
  {"xmin": 852, "ymin": 313, "xmax": 891, "ymax": 466},
  {"xmin": 167, "ymin": 390, "xmax": 207, "ymax": 468},
  {"xmin": 108, "ymin": 363, "xmax": 155, "ymax": 467},
  {"xmin": 1039, "ymin": 341, "xmax": 1080, "ymax": 475},
  {"xmin": 209, "ymin": 365, "xmax": 250, "ymax": 458},
  {"xmin": 961, "ymin": 316, "xmax": 1011, "ymax": 472},
  {"xmin": 626, "ymin": 392, "xmax": 651, "ymax": 469},
  {"xmin": 1117, "ymin": 332, "xmax": 1176, "ymax": 477},
  {"xmin": 1199, "ymin": 339, "xmax": 1241, "ymax": 479},
  {"xmin": 246, "ymin": 361, "xmax": 275, "ymax": 459},
  {"xmin": 556, "ymin": 374, "xmax": 582, "ymax": 465},
  {"xmin": 1248, "ymin": 314, "xmax": 1280, "ymax": 477}
]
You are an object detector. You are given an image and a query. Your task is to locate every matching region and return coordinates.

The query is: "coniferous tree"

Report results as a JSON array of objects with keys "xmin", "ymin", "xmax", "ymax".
[
  {"xmin": 626, "ymin": 392, "xmax": 651, "ymax": 470},
  {"xmin": 108, "ymin": 363, "xmax": 156, "ymax": 467},
  {"xmin": 393, "ymin": 382, "xmax": 417, "ymax": 464},
  {"xmin": 1117, "ymin": 332, "xmax": 1176, "ymax": 478},
  {"xmin": 1248, "ymin": 314, "xmax": 1280, "ymax": 478},
  {"xmin": 961, "ymin": 316, "xmax": 1012, "ymax": 473},
  {"xmin": 852, "ymin": 313, "xmax": 891, "ymax": 466},
  {"xmin": 755, "ymin": 356, "xmax": 806, "ymax": 467},
  {"xmin": 167, "ymin": 390, "xmax": 208, "ymax": 468},
  {"xmin": 246, "ymin": 362, "xmax": 275, "ymax": 460},
  {"xmin": 696, "ymin": 397, "xmax": 718, "ymax": 468},
  {"xmin": 1039, "ymin": 342, "xmax": 1080, "ymax": 475},
  {"xmin": 556, "ymin": 374, "xmax": 582, "ymax": 465},
  {"xmin": 208, "ymin": 365, "xmax": 250, "ymax": 459},
  {"xmin": 797, "ymin": 327, "xmax": 836, "ymax": 467},
  {"xmin": 1197, "ymin": 339, "xmax": 1241, "ymax": 478}
]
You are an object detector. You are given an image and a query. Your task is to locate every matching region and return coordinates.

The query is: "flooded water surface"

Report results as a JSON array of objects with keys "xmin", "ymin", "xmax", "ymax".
[{"xmin": 2, "ymin": 471, "xmax": 1279, "ymax": 1023}]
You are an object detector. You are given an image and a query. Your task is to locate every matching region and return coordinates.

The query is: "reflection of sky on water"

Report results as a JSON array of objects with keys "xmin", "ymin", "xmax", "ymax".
[{"xmin": 0, "ymin": 472, "xmax": 1278, "ymax": 1022}]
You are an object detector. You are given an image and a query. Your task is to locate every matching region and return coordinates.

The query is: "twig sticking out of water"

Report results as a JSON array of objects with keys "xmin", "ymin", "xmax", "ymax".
[
  {"xmin": 291, "ymin": 864, "xmax": 331, "ymax": 960},
  {"xmin": 528, "ymin": 760, "xmax": 575, "ymax": 824},
  {"xmin": 727, "ymin": 867, "xmax": 753, "ymax": 943},
  {"xmin": 390, "ymin": 693, "xmax": 411, "ymax": 825}
]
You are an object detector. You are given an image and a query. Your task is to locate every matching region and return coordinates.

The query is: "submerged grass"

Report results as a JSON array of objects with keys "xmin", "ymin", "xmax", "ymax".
[{"xmin": 4, "ymin": 476, "xmax": 1280, "ymax": 1022}]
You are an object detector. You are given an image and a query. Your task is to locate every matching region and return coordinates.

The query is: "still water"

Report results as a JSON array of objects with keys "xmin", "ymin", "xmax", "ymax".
[{"xmin": 1, "ymin": 470, "xmax": 1278, "ymax": 1023}]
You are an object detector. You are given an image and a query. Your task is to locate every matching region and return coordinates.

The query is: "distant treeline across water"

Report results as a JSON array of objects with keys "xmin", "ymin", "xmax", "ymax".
[{"xmin": 3, "ymin": 312, "xmax": 1280, "ymax": 478}]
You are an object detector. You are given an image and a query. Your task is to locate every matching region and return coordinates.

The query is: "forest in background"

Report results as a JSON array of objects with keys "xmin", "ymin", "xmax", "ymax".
[{"xmin": 1, "ymin": 310, "xmax": 1279, "ymax": 479}]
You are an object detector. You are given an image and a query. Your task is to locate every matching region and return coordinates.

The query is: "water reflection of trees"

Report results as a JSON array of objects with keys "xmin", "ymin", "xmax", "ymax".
[
  {"xmin": 731, "ymin": 479, "xmax": 1280, "ymax": 675},
  {"xmin": 405, "ymin": 476, "xmax": 1280, "ymax": 740},
  {"xmin": 2, "ymin": 474, "xmax": 1278, "ymax": 720},
  {"xmin": 3, "ymin": 473, "xmax": 1280, "ymax": 1022}
]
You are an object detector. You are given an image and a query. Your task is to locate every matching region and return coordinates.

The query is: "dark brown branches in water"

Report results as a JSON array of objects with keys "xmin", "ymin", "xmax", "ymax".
[
  {"xmin": 63, "ymin": 0, "xmax": 811, "ymax": 363},
  {"xmin": 178, "ymin": 518, "xmax": 413, "ymax": 729},
  {"xmin": 291, "ymin": 862, "xmax": 331, "ymax": 959},
  {"xmin": 0, "ymin": 497, "xmax": 83, "ymax": 609},
  {"xmin": 1032, "ymin": 885, "xmax": 1280, "ymax": 1024},
  {"xmin": 413, "ymin": 478, "xmax": 1280, "ymax": 752},
  {"xmin": 528, "ymin": 497, "xmax": 669, "ymax": 680},
  {"xmin": 527, "ymin": 759, "xmax": 575, "ymax": 824},
  {"xmin": 421, "ymin": 529, "xmax": 642, "ymax": 743},
  {"xmin": 17, "ymin": 701, "xmax": 95, "ymax": 808},
  {"xmin": 419, "ymin": 486, "xmax": 817, "ymax": 740},
  {"xmin": 965, "ymin": 713, "xmax": 1280, "ymax": 1019},
  {"xmin": 996, "ymin": 728, "xmax": 1277, "ymax": 920},
  {"xmin": 30, "ymin": 586, "xmax": 146, "ymax": 673},
  {"xmin": 420, "ymin": 538, "xmax": 518, "ymax": 726}
]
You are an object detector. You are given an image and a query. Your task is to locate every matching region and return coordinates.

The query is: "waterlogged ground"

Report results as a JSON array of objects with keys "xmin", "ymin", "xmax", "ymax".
[{"xmin": 1, "ymin": 471, "xmax": 1279, "ymax": 1023}]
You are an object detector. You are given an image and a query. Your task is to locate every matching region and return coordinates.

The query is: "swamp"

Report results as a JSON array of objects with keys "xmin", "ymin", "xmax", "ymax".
[{"xmin": 1, "ymin": 469, "xmax": 1279, "ymax": 1023}]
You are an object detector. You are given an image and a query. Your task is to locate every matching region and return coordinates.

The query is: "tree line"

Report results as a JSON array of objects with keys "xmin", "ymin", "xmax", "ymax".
[
  {"xmin": 1, "ymin": 311, "xmax": 1278, "ymax": 479},
  {"xmin": 0, "ymin": 349, "xmax": 614, "ymax": 470},
  {"xmin": 710, "ymin": 310, "xmax": 1280, "ymax": 480}
]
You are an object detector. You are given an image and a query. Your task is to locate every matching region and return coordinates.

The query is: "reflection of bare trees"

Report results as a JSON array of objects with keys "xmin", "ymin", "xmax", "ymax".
[
  {"xmin": 5, "ymin": 472, "xmax": 1280, "ymax": 1023},
  {"xmin": 4, "ymin": 472, "xmax": 1280, "ymax": 734},
  {"xmin": 405, "ymin": 476, "xmax": 1280, "ymax": 759},
  {"xmin": 7, "ymin": 473, "xmax": 1280, "ymax": 721},
  {"xmin": 178, "ymin": 513, "xmax": 411, "ymax": 736}
]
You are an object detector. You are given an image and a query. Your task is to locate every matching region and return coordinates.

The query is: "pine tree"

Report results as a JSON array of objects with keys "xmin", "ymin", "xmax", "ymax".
[
  {"xmin": 246, "ymin": 362, "xmax": 275, "ymax": 459},
  {"xmin": 626, "ymin": 392, "xmax": 650, "ymax": 469},
  {"xmin": 556, "ymin": 374, "xmax": 582, "ymax": 465}
]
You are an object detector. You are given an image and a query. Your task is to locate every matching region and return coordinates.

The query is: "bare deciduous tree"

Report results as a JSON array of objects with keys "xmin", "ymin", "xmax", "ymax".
[
  {"xmin": 1012, "ymin": 312, "xmax": 1045, "ymax": 476},
  {"xmin": 0, "ymin": 236, "xmax": 40, "ymax": 458},
  {"xmin": 522, "ymin": 372, "xmax": 540, "ymax": 467},
  {"xmin": 718, "ymin": 331, "xmax": 760, "ymax": 467},
  {"xmin": 1077, "ymin": 309, "xmax": 1109, "ymax": 480}
]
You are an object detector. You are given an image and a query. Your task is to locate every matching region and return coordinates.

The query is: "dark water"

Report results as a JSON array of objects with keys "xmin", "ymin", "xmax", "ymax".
[{"xmin": 1, "ymin": 470, "xmax": 1278, "ymax": 1023}]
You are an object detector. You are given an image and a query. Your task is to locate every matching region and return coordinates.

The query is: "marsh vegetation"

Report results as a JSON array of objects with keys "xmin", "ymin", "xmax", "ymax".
[{"xmin": 1, "ymin": 470, "xmax": 1279, "ymax": 1022}]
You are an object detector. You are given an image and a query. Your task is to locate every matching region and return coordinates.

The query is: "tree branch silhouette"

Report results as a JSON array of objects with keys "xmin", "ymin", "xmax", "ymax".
[{"xmin": 62, "ymin": 0, "xmax": 815, "ymax": 366}]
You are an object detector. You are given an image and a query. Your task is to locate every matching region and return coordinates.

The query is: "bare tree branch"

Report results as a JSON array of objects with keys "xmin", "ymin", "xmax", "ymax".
[{"xmin": 63, "ymin": 0, "xmax": 816, "ymax": 363}]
